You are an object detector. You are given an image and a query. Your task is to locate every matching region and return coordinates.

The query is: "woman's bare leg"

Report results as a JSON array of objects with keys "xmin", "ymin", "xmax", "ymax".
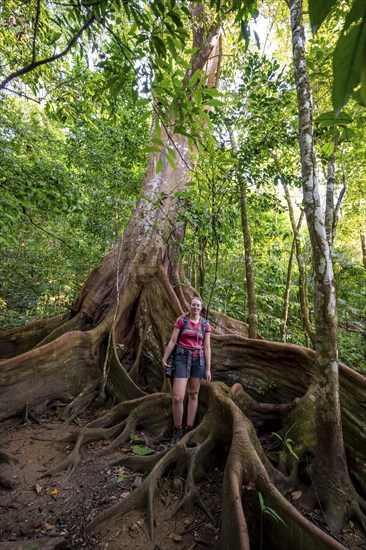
[
  {"xmin": 172, "ymin": 378, "xmax": 188, "ymax": 426},
  {"xmin": 186, "ymin": 377, "xmax": 201, "ymax": 427}
]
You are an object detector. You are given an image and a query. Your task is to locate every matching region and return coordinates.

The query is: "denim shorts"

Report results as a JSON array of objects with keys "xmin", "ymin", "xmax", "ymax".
[{"xmin": 174, "ymin": 346, "xmax": 205, "ymax": 379}]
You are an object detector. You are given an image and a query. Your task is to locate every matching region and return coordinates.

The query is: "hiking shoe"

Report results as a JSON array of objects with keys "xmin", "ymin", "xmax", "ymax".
[
  {"xmin": 184, "ymin": 426, "xmax": 197, "ymax": 448},
  {"xmin": 171, "ymin": 426, "xmax": 183, "ymax": 446}
]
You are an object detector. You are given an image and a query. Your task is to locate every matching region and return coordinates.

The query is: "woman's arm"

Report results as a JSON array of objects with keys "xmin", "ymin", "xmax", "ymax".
[
  {"xmin": 162, "ymin": 326, "xmax": 180, "ymax": 368},
  {"xmin": 204, "ymin": 332, "xmax": 211, "ymax": 382}
]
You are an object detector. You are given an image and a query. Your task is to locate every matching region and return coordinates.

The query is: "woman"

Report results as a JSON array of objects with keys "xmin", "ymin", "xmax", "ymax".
[{"xmin": 162, "ymin": 297, "xmax": 212, "ymax": 445}]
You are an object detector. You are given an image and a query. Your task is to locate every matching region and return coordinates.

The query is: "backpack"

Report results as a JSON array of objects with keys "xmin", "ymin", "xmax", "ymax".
[
  {"xmin": 178, "ymin": 315, "xmax": 208, "ymax": 344},
  {"xmin": 166, "ymin": 315, "xmax": 208, "ymax": 378}
]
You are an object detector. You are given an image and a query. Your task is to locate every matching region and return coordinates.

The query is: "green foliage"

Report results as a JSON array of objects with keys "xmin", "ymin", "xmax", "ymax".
[
  {"xmin": 258, "ymin": 492, "xmax": 286, "ymax": 525},
  {"xmin": 0, "ymin": 230, "xmax": 89, "ymax": 328},
  {"xmin": 308, "ymin": 0, "xmax": 366, "ymax": 112},
  {"xmin": 116, "ymin": 474, "xmax": 129, "ymax": 483},
  {"xmin": 131, "ymin": 444, "xmax": 154, "ymax": 456},
  {"xmin": 0, "ymin": 0, "xmax": 364, "ymax": 376},
  {"xmin": 272, "ymin": 431, "xmax": 299, "ymax": 461},
  {"xmin": 256, "ymin": 380, "xmax": 279, "ymax": 398},
  {"xmin": 0, "ymin": 62, "xmax": 149, "ymax": 328},
  {"xmin": 308, "ymin": 0, "xmax": 338, "ymax": 34},
  {"xmin": 0, "ymin": 98, "xmax": 72, "ymax": 246}
]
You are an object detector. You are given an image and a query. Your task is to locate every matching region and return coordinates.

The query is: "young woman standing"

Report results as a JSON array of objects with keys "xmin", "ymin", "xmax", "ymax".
[{"xmin": 162, "ymin": 297, "xmax": 212, "ymax": 444}]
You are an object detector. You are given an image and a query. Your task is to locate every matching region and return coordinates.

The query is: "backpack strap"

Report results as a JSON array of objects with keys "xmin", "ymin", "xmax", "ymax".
[
  {"xmin": 177, "ymin": 315, "xmax": 189, "ymax": 343},
  {"xmin": 177, "ymin": 315, "xmax": 208, "ymax": 346}
]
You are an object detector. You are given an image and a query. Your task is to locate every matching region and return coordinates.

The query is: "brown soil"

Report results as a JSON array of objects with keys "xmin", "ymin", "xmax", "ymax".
[
  {"xmin": 1, "ymin": 410, "xmax": 366, "ymax": 550},
  {"xmin": 0, "ymin": 410, "xmax": 221, "ymax": 550}
]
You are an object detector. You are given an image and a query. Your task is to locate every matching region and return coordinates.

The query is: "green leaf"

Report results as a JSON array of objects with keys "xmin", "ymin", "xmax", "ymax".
[
  {"xmin": 308, "ymin": 0, "xmax": 337, "ymax": 34},
  {"xmin": 240, "ymin": 21, "xmax": 250, "ymax": 46},
  {"xmin": 353, "ymin": 87, "xmax": 366, "ymax": 107},
  {"xmin": 168, "ymin": 11, "xmax": 183, "ymax": 27},
  {"xmin": 188, "ymin": 69, "xmax": 202, "ymax": 88},
  {"xmin": 165, "ymin": 152, "xmax": 176, "ymax": 170},
  {"xmin": 152, "ymin": 137, "xmax": 165, "ymax": 147},
  {"xmin": 340, "ymin": 127, "xmax": 355, "ymax": 141},
  {"xmin": 321, "ymin": 140, "xmax": 335, "ymax": 157},
  {"xmin": 116, "ymin": 474, "xmax": 129, "ymax": 483},
  {"xmin": 151, "ymin": 34, "xmax": 166, "ymax": 57},
  {"xmin": 344, "ymin": 0, "xmax": 366, "ymax": 31},
  {"xmin": 315, "ymin": 111, "xmax": 352, "ymax": 128},
  {"xmin": 204, "ymin": 99, "xmax": 225, "ymax": 107},
  {"xmin": 131, "ymin": 444, "xmax": 154, "ymax": 456},
  {"xmin": 156, "ymin": 159, "xmax": 164, "ymax": 173},
  {"xmin": 147, "ymin": 146, "xmax": 162, "ymax": 154},
  {"xmin": 136, "ymin": 98, "xmax": 151, "ymax": 106},
  {"xmin": 258, "ymin": 492, "xmax": 286, "ymax": 525},
  {"xmin": 48, "ymin": 31, "xmax": 62, "ymax": 45},
  {"xmin": 332, "ymin": 19, "xmax": 366, "ymax": 113},
  {"xmin": 258, "ymin": 491, "xmax": 265, "ymax": 511},
  {"xmin": 265, "ymin": 507, "xmax": 286, "ymax": 526},
  {"xmin": 166, "ymin": 146, "xmax": 176, "ymax": 159}
]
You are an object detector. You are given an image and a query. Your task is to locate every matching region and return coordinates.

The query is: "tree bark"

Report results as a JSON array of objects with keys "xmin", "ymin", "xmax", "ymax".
[
  {"xmin": 325, "ymin": 132, "xmax": 346, "ymax": 250},
  {"xmin": 0, "ymin": 3, "xmax": 222, "ymax": 412},
  {"xmin": 240, "ymin": 180, "xmax": 258, "ymax": 339},
  {"xmin": 280, "ymin": 210, "xmax": 305, "ymax": 343},
  {"xmin": 361, "ymin": 231, "xmax": 366, "ymax": 269},
  {"xmin": 286, "ymin": 0, "xmax": 363, "ymax": 535},
  {"xmin": 271, "ymin": 154, "xmax": 313, "ymax": 345},
  {"xmin": 229, "ymin": 128, "xmax": 258, "ymax": 339}
]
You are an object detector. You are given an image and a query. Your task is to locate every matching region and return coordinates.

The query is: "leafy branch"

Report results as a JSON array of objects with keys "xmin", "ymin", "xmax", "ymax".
[
  {"xmin": 0, "ymin": 15, "xmax": 96, "ymax": 91},
  {"xmin": 22, "ymin": 207, "xmax": 77, "ymax": 252}
]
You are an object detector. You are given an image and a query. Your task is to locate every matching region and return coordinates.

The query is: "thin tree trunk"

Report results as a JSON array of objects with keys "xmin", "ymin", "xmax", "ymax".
[
  {"xmin": 240, "ymin": 181, "xmax": 258, "ymax": 339},
  {"xmin": 283, "ymin": 185, "xmax": 314, "ymax": 344},
  {"xmin": 361, "ymin": 231, "xmax": 366, "ymax": 268},
  {"xmin": 198, "ymin": 235, "xmax": 205, "ymax": 298},
  {"xmin": 229, "ymin": 128, "xmax": 258, "ymax": 339},
  {"xmin": 325, "ymin": 133, "xmax": 341, "ymax": 249},
  {"xmin": 287, "ymin": 0, "xmax": 361, "ymax": 534},
  {"xmin": 333, "ymin": 151, "xmax": 347, "ymax": 244},
  {"xmin": 272, "ymin": 153, "xmax": 314, "ymax": 345},
  {"xmin": 280, "ymin": 211, "xmax": 305, "ymax": 342}
]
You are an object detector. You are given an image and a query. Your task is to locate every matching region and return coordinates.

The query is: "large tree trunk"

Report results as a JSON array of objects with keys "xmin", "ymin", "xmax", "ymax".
[
  {"xmin": 0, "ymin": 3, "xmax": 222, "ymax": 412},
  {"xmin": 286, "ymin": 0, "xmax": 363, "ymax": 535}
]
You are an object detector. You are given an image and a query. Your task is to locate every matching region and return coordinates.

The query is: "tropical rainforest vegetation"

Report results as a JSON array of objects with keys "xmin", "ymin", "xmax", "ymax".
[{"xmin": 0, "ymin": 0, "xmax": 365, "ymax": 548}]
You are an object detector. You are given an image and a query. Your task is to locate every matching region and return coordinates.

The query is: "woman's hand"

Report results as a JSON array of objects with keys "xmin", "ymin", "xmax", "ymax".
[{"xmin": 205, "ymin": 370, "xmax": 211, "ymax": 382}]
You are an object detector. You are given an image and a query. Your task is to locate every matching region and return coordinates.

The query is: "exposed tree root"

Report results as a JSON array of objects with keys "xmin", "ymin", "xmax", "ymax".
[
  {"xmin": 0, "ymin": 447, "xmax": 19, "ymax": 464},
  {"xmin": 61, "ymin": 379, "xmax": 101, "ymax": 425},
  {"xmin": 1, "ymin": 263, "xmax": 365, "ymax": 547},
  {"xmin": 76, "ymin": 382, "xmax": 348, "ymax": 548},
  {"xmin": 0, "ymin": 329, "xmax": 104, "ymax": 420},
  {"xmin": 0, "ymin": 446, "xmax": 19, "ymax": 489},
  {"xmin": 267, "ymin": 382, "xmax": 366, "ymax": 538},
  {"xmin": 44, "ymin": 393, "xmax": 172, "ymax": 478},
  {"xmin": 22, "ymin": 401, "xmax": 41, "ymax": 425},
  {"xmin": 0, "ymin": 312, "xmax": 71, "ymax": 359}
]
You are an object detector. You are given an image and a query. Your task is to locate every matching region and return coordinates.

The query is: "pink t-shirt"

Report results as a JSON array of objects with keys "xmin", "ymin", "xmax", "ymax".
[{"xmin": 174, "ymin": 316, "xmax": 212, "ymax": 351}]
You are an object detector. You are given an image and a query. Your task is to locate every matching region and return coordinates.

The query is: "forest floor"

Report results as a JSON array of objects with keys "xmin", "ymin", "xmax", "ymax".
[{"xmin": 1, "ymin": 409, "xmax": 365, "ymax": 550}]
